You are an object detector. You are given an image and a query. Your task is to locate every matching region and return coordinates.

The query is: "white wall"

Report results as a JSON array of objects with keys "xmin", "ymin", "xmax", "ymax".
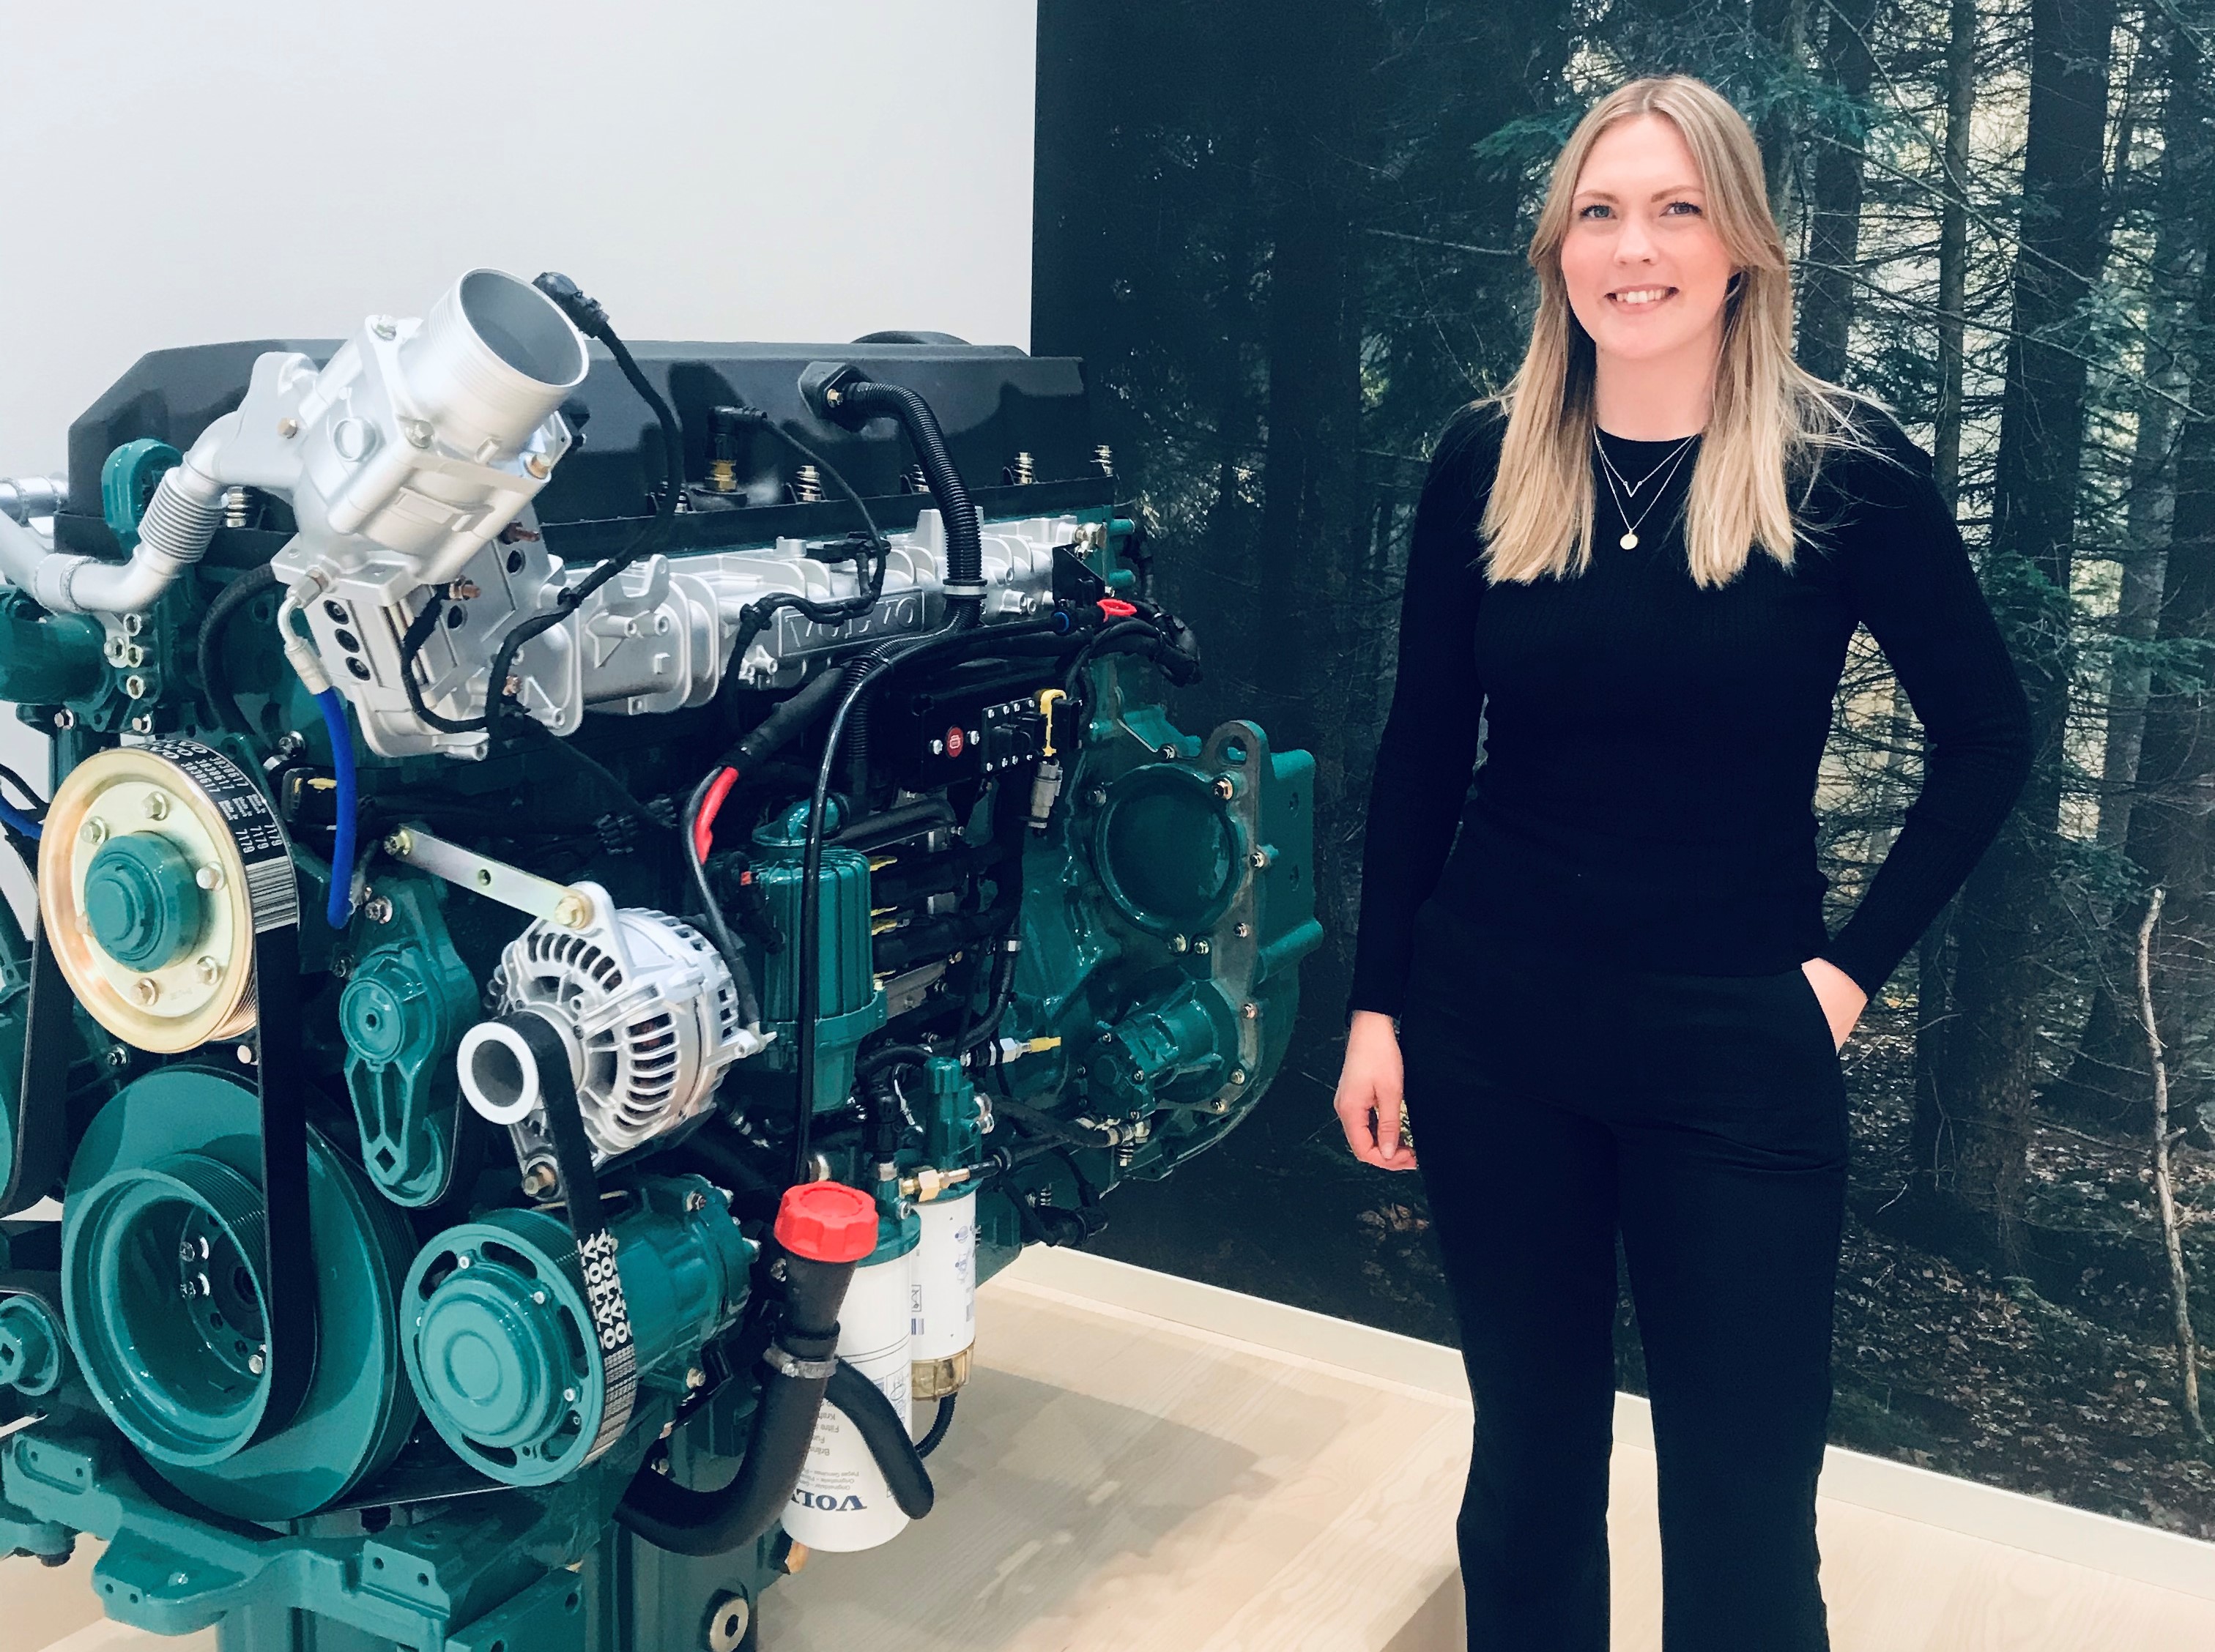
[
  {"xmin": 0, "ymin": 0, "xmax": 1036, "ymax": 923},
  {"xmin": 0, "ymin": 0, "xmax": 1036, "ymax": 472}
]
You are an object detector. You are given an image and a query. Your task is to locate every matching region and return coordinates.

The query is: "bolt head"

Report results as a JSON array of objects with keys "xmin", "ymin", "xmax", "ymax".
[
  {"xmin": 142, "ymin": 791, "xmax": 170, "ymax": 821},
  {"xmin": 1214, "ymin": 776, "xmax": 1236, "ymax": 799},
  {"xmin": 686, "ymin": 1366, "xmax": 707, "ymax": 1390},
  {"xmin": 194, "ymin": 956, "xmax": 220, "ymax": 986},
  {"xmin": 1234, "ymin": 921, "xmax": 1252, "ymax": 937},
  {"xmin": 248, "ymin": 1352, "xmax": 265, "ymax": 1375},
  {"xmin": 1168, "ymin": 934, "xmax": 1188, "ymax": 953},
  {"xmin": 525, "ymin": 453, "xmax": 551, "ymax": 479},
  {"xmin": 401, "ymin": 418, "xmax": 434, "ymax": 449},
  {"xmin": 382, "ymin": 830, "xmax": 413, "ymax": 857},
  {"xmin": 371, "ymin": 317, "xmax": 397, "ymax": 341},
  {"xmin": 237, "ymin": 1043, "xmax": 256, "ymax": 1064},
  {"xmin": 363, "ymin": 896, "xmax": 394, "ymax": 924},
  {"xmin": 80, "ymin": 816, "xmax": 108, "ymax": 847},
  {"xmin": 123, "ymin": 674, "xmax": 146, "ymax": 699},
  {"xmin": 275, "ymin": 417, "xmax": 300, "ymax": 439},
  {"xmin": 196, "ymin": 866, "xmax": 223, "ymax": 890},
  {"xmin": 1249, "ymin": 849, "xmax": 1268, "ymax": 868},
  {"xmin": 133, "ymin": 977, "xmax": 160, "ymax": 1006},
  {"xmin": 1241, "ymin": 1002, "xmax": 1258, "ymax": 1019},
  {"xmin": 1193, "ymin": 938, "xmax": 1210, "ymax": 955},
  {"xmin": 1229, "ymin": 1068, "xmax": 1247, "ymax": 1085},
  {"xmin": 53, "ymin": 710, "xmax": 75, "ymax": 729},
  {"xmin": 105, "ymin": 1043, "xmax": 130, "ymax": 1068},
  {"xmin": 552, "ymin": 893, "xmax": 590, "ymax": 929},
  {"xmin": 129, "ymin": 714, "xmax": 153, "ymax": 734}
]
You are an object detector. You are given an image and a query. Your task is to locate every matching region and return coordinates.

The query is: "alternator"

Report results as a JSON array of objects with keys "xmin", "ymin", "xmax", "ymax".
[{"xmin": 457, "ymin": 884, "xmax": 760, "ymax": 1165}]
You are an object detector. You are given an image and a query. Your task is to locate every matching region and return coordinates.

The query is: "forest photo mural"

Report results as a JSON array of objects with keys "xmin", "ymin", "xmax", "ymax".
[{"xmin": 1034, "ymin": 0, "xmax": 2215, "ymax": 1534}]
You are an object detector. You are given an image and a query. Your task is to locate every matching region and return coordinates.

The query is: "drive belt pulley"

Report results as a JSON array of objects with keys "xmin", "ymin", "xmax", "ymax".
[{"xmin": 7, "ymin": 739, "xmax": 319, "ymax": 1445}]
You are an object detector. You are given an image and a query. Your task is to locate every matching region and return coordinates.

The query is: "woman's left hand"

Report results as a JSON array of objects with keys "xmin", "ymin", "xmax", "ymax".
[{"xmin": 1800, "ymin": 957, "xmax": 1868, "ymax": 1052}]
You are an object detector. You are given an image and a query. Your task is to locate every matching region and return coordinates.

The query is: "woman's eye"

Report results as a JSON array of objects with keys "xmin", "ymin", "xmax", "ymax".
[
  {"xmin": 1665, "ymin": 200, "xmax": 1701, "ymax": 215},
  {"xmin": 1578, "ymin": 204, "xmax": 1611, "ymax": 219}
]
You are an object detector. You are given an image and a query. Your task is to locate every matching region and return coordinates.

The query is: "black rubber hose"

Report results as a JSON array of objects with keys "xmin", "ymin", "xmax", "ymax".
[
  {"xmin": 196, "ymin": 562, "xmax": 278, "ymax": 735},
  {"xmin": 916, "ymin": 1392, "xmax": 956, "ymax": 1458},
  {"xmin": 836, "ymin": 381, "xmax": 981, "ymax": 589},
  {"xmin": 823, "ymin": 1355, "xmax": 935, "ymax": 1517},
  {"xmin": 614, "ymin": 1248, "xmax": 858, "ymax": 1556}
]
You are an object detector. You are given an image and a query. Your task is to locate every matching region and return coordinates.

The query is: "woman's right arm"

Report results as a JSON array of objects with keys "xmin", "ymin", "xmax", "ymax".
[{"xmin": 1336, "ymin": 403, "xmax": 1499, "ymax": 1169}]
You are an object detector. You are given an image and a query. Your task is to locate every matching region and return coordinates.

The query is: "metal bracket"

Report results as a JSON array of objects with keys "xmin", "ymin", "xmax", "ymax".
[{"xmin": 379, "ymin": 826, "xmax": 596, "ymax": 929}]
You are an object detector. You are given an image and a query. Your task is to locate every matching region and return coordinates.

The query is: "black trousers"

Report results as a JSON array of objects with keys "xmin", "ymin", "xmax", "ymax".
[{"xmin": 1396, "ymin": 897, "xmax": 1849, "ymax": 1652}]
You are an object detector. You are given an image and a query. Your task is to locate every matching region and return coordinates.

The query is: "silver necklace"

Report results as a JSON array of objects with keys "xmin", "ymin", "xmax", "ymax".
[{"xmin": 1594, "ymin": 431, "xmax": 1697, "ymax": 549}]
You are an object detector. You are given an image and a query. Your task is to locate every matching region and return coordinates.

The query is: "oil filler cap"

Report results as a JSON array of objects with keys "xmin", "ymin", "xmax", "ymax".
[{"xmin": 773, "ymin": 1182, "xmax": 878, "ymax": 1263}]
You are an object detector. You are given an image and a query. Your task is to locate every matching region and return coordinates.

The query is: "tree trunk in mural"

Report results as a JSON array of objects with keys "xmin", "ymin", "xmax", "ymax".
[
  {"xmin": 1250, "ymin": 8, "xmax": 1374, "ymax": 1003},
  {"xmin": 1796, "ymin": 0, "xmax": 1877, "ymax": 386},
  {"xmin": 2043, "ymin": 3, "xmax": 2213, "ymax": 1141},
  {"xmin": 1915, "ymin": 0, "xmax": 2118, "ymax": 1267},
  {"xmin": 1907, "ymin": 0, "xmax": 1984, "ymax": 1184}
]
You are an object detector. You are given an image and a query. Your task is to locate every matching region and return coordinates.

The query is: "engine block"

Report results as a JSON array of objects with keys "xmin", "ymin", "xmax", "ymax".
[{"xmin": 0, "ymin": 271, "xmax": 1320, "ymax": 1652}]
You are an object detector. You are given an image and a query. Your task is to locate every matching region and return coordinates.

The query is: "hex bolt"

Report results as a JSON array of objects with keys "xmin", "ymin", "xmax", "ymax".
[
  {"xmin": 133, "ymin": 977, "xmax": 160, "ymax": 1006},
  {"xmin": 1229, "ymin": 1068, "xmax": 1247, "ymax": 1084},
  {"xmin": 382, "ymin": 829, "xmax": 414, "ymax": 857},
  {"xmin": 707, "ymin": 1593, "xmax": 753, "ymax": 1652},
  {"xmin": 237, "ymin": 1043, "xmax": 256, "ymax": 1065},
  {"xmin": 521, "ymin": 1163, "xmax": 560, "ymax": 1197},
  {"xmin": 525, "ymin": 453, "xmax": 551, "ymax": 479},
  {"xmin": 1249, "ymin": 847, "xmax": 1272, "ymax": 868},
  {"xmin": 194, "ymin": 956, "xmax": 221, "ymax": 986},
  {"xmin": 1213, "ymin": 775, "xmax": 1236, "ymax": 800},
  {"xmin": 371, "ymin": 317, "xmax": 397, "ymax": 341},
  {"xmin": 52, "ymin": 710, "xmax": 74, "ymax": 730},
  {"xmin": 686, "ymin": 1366, "xmax": 707, "ymax": 1391},
  {"xmin": 1241, "ymin": 1002, "xmax": 1258, "ymax": 1020},
  {"xmin": 401, "ymin": 418, "xmax": 434, "ymax": 449},
  {"xmin": 179, "ymin": 1241, "xmax": 198, "ymax": 1264},
  {"xmin": 142, "ymin": 791, "xmax": 171, "ymax": 821},
  {"xmin": 248, "ymin": 1352, "xmax": 265, "ymax": 1375},
  {"xmin": 553, "ymin": 893, "xmax": 590, "ymax": 929},
  {"xmin": 363, "ymin": 896, "xmax": 394, "ymax": 924},
  {"xmin": 80, "ymin": 817, "xmax": 108, "ymax": 847},
  {"xmin": 1234, "ymin": 921, "xmax": 1252, "ymax": 938},
  {"xmin": 1192, "ymin": 938, "xmax": 1211, "ymax": 956},
  {"xmin": 196, "ymin": 866, "xmax": 223, "ymax": 891},
  {"xmin": 129, "ymin": 715, "xmax": 153, "ymax": 734},
  {"xmin": 123, "ymin": 674, "xmax": 146, "ymax": 699},
  {"xmin": 123, "ymin": 614, "xmax": 144, "ymax": 636},
  {"xmin": 275, "ymin": 417, "xmax": 300, "ymax": 439},
  {"xmin": 1168, "ymin": 934, "xmax": 1188, "ymax": 953},
  {"xmin": 531, "ymin": 1290, "xmax": 547, "ymax": 1305},
  {"xmin": 684, "ymin": 1191, "xmax": 708, "ymax": 1213},
  {"xmin": 1210, "ymin": 1098, "xmax": 1231, "ymax": 1114},
  {"xmin": 105, "ymin": 1043, "xmax": 130, "ymax": 1068}
]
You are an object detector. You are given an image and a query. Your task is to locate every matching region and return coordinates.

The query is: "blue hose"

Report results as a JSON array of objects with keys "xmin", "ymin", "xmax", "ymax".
[
  {"xmin": 314, "ymin": 688, "xmax": 356, "ymax": 930},
  {"xmin": 0, "ymin": 801, "xmax": 40, "ymax": 841}
]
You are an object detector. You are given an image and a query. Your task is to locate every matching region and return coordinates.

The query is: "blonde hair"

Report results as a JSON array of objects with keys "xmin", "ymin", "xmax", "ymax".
[{"xmin": 1474, "ymin": 73, "xmax": 1901, "ymax": 589}]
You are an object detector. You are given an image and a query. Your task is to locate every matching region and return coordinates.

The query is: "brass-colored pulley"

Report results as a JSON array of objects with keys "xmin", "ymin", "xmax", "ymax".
[{"xmin": 38, "ymin": 740, "xmax": 298, "ymax": 1052}]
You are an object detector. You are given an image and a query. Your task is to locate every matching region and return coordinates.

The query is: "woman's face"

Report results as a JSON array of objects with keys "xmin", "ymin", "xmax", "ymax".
[{"xmin": 1559, "ymin": 113, "xmax": 1737, "ymax": 368}]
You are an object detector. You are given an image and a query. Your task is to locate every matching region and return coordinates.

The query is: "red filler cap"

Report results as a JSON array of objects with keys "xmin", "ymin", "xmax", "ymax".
[
  {"xmin": 773, "ymin": 1182, "xmax": 879, "ymax": 1263},
  {"xmin": 1097, "ymin": 598, "xmax": 1138, "ymax": 618}
]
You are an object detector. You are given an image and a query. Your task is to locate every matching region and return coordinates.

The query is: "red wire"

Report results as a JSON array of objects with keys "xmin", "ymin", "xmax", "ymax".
[{"xmin": 693, "ymin": 767, "xmax": 738, "ymax": 863}]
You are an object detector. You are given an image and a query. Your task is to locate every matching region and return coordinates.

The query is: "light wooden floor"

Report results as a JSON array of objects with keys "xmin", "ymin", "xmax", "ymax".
[{"xmin": 13, "ymin": 1243, "xmax": 2215, "ymax": 1651}]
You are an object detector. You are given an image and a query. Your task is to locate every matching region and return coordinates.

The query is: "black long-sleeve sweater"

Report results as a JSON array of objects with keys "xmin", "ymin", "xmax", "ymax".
[{"xmin": 1346, "ymin": 400, "xmax": 2035, "ymax": 1025}]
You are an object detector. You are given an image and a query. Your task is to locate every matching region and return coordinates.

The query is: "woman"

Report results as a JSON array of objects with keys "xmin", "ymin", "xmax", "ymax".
[{"xmin": 1333, "ymin": 75, "xmax": 2033, "ymax": 1651}]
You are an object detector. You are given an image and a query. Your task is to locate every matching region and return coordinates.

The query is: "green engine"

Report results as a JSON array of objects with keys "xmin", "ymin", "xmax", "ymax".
[{"xmin": 0, "ymin": 270, "xmax": 1318, "ymax": 1651}]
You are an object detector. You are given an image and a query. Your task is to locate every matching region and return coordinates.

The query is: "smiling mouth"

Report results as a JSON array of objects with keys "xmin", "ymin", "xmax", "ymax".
[{"xmin": 1607, "ymin": 286, "xmax": 1678, "ymax": 307}]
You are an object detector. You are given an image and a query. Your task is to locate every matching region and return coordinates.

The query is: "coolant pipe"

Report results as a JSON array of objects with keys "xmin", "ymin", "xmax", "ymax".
[{"xmin": 0, "ymin": 434, "xmax": 226, "ymax": 614}]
